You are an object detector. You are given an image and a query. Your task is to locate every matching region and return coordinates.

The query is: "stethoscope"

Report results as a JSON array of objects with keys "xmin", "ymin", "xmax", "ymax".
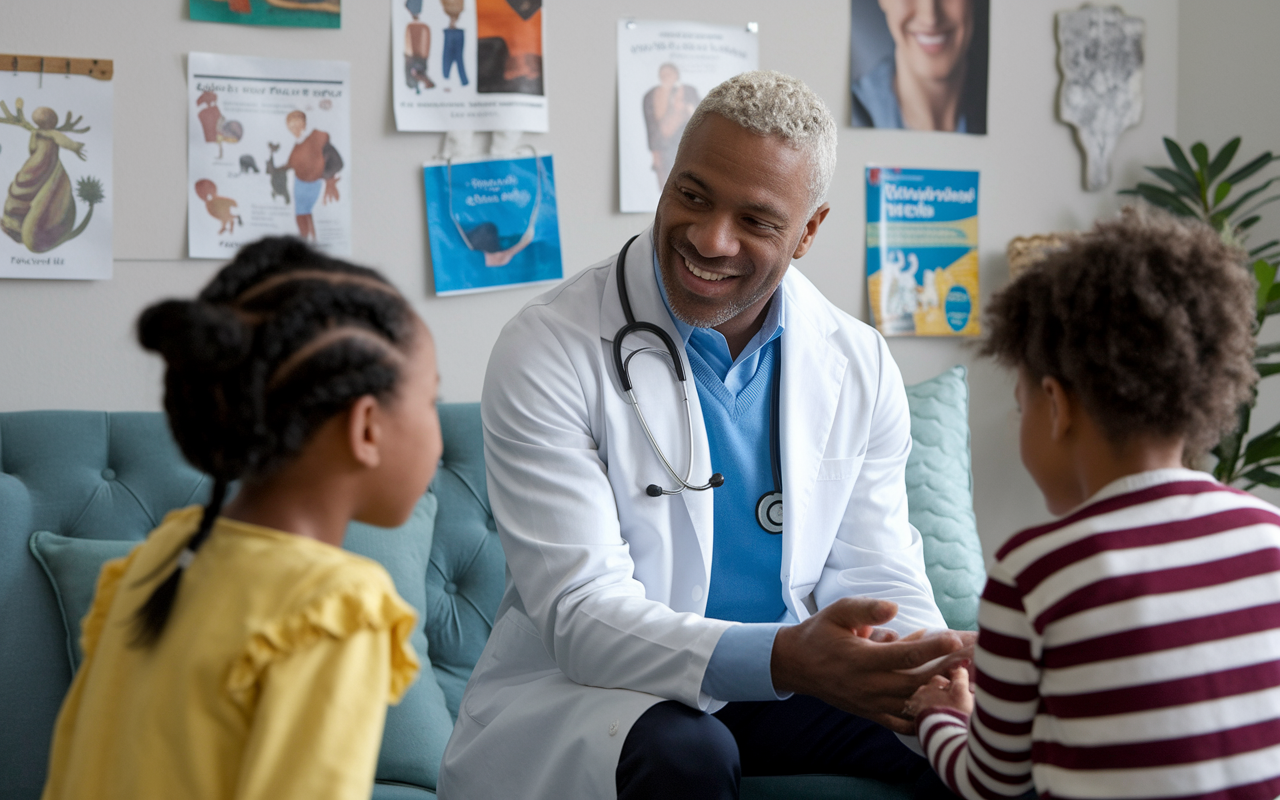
[{"xmin": 611, "ymin": 235, "xmax": 784, "ymax": 534}]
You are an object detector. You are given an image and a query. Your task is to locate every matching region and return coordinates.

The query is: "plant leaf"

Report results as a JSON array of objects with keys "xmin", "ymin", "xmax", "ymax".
[
  {"xmin": 1213, "ymin": 181, "xmax": 1233, "ymax": 208},
  {"xmin": 1248, "ymin": 238, "xmax": 1277, "ymax": 256},
  {"xmin": 1259, "ymin": 363, "xmax": 1280, "ymax": 378},
  {"xmin": 1258, "ymin": 342, "xmax": 1280, "ymax": 358},
  {"xmin": 1256, "ymin": 260, "xmax": 1278, "ymax": 310},
  {"xmin": 1214, "ymin": 178, "xmax": 1276, "ymax": 223},
  {"xmin": 1164, "ymin": 138, "xmax": 1198, "ymax": 180},
  {"xmin": 1192, "ymin": 142, "xmax": 1211, "ymax": 174},
  {"xmin": 1223, "ymin": 151, "xmax": 1277, "ymax": 186},
  {"xmin": 1238, "ymin": 216, "xmax": 1263, "ymax": 233},
  {"xmin": 1213, "ymin": 404, "xmax": 1251, "ymax": 482},
  {"xmin": 1146, "ymin": 166, "xmax": 1202, "ymax": 201},
  {"xmin": 1243, "ymin": 436, "xmax": 1280, "ymax": 468},
  {"xmin": 1132, "ymin": 183, "xmax": 1200, "ymax": 218},
  {"xmin": 1207, "ymin": 137, "xmax": 1242, "ymax": 184},
  {"xmin": 1240, "ymin": 194, "xmax": 1280, "ymax": 221},
  {"xmin": 1244, "ymin": 467, "xmax": 1280, "ymax": 489}
]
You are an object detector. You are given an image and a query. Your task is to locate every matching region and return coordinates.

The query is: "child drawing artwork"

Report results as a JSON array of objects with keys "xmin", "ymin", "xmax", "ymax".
[
  {"xmin": 0, "ymin": 98, "xmax": 104, "ymax": 254},
  {"xmin": 195, "ymin": 91, "xmax": 242, "ymax": 159},
  {"xmin": 284, "ymin": 110, "xmax": 343, "ymax": 241},
  {"xmin": 193, "ymin": 179, "xmax": 242, "ymax": 234},
  {"xmin": 405, "ymin": 0, "xmax": 435, "ymax": 91},
  {"xmin": 441, "ymin": 0, "xmax": 468, "ymax": 89},
  {"xmin": 265, "ymin": 142, "xmax": 290, "ymax": 204}
]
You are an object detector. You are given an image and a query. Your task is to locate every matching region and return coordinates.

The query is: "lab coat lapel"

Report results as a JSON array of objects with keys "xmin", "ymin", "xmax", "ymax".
[
  {"xmin": 778, "ymin": 272, "xmax": 845, "ymax": 613},
  {"xmin": 600, "ymin": 228, "xmax": 716, "ymax": 585}
]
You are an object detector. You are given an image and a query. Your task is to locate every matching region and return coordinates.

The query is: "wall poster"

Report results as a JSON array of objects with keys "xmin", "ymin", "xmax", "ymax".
[
  {"xmin": 849, "ymin": 0, "xmax": 989, "ymax": 134},
  {"xmin": 866, "ymin": 167, "xmax": 979, "ymax": 337},
  {"xmin": 423, "ymin": 151, "xmax": 562, "ymax": 295},
  {"xmin": 616, "ymin": 19, "xmax": 758, "ymax": 213},
  {"xmin": 0, "ymin": 55, "xmax": 113, "ymax": 280},
  {"xmin": 189, "ymin": 0, "xmax": 340, "ymax": 29},
  {"xmin": 392, "ymin": 0, "xmax": 548, "ymax": 132},
  {"xmin": 187, "ymin": 52, "xmax": 351, "ymax": 259}
]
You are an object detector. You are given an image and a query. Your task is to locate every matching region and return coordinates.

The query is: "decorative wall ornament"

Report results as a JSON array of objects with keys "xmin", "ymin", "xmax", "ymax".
[{"xmin": 1056, "ymin": 5, "xmax": 1144, "ymax": 191}]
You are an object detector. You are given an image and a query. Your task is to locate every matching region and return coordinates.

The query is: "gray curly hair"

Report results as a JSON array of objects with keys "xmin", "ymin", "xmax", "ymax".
[{"xmin": 680, "ymin": 70, "xmax": 837, "ymax": 215}]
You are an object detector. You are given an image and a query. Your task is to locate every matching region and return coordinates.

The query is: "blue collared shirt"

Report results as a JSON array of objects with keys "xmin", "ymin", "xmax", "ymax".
[{"xmin": 651, "ymin": 251, "xmax": 789, "ymax": 702}]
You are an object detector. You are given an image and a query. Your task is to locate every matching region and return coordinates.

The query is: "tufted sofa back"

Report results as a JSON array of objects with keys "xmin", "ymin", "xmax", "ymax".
[{"xmin": 0, "ymin": 404, "xmax": 502, "ymax": 800}]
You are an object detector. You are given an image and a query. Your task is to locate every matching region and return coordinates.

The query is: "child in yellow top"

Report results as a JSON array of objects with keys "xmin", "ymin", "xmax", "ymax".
[{"xmin": 42, "ymin": 236, "xmax": 444, "ymax": 800}]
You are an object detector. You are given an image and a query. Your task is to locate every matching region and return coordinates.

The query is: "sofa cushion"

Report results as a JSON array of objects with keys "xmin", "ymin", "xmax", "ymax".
[
  {"xmin": 903, "ymin": 366, "xmax": 984, "ymax": 631},
  {"xmin": 28, "ymin": 491, "xmax": 451, "ymax": 792}
]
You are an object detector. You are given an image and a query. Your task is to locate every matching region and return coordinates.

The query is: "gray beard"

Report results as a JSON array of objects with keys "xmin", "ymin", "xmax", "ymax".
[{"xmin": 660, "ymin": 269, "xmax": 773, "ymax": 330}]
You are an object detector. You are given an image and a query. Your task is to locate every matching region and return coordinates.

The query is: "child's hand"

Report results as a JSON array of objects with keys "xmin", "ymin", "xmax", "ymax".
[{"xmin": 904, "ymin": 666, "xmax": 974, "ymax": 718}]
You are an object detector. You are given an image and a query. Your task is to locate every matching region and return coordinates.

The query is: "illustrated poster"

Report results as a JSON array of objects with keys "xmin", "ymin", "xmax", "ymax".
[
  {"xmin": 866, "ymin": 167, "xmax": 979, "ymax": 336},
  {"xmin": 190, "ymin": 0, "xmax": 340, "ymax": 29},
  {"xmin": 188, "ymin": 52, "xmax": 351, "ymax": 259},
  {"xmin": 423, "ymin": 152, "xmax": 562, "ymax": 295},
  {"xmin": 0, "ymin": 58, "xmax": 113, "ymax": 280},
  {"xmin": 617, "ymin": 19, "xmax": 758, "ymax": 213},
  {"xmin": 392, "ymin": 0, "xmax": 548, "ymax": 132}
]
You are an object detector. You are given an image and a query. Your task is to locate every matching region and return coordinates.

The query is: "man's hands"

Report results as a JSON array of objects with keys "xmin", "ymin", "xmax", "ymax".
[
  {"xmin": 905, "ymin": 667, "xmax": 974, "ymax": 718},
  {"xmin": 770, "ymin": 598, "xmax": 971, "ymax": 734}
]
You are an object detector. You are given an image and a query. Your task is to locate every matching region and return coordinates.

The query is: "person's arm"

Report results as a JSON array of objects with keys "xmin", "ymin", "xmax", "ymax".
[
  {"xmin": 907, "ymin": 567, "xmax": 1038, "ymax": 798},
  {"xmin": 234, "ymin": 628, "xmax": 393, "ymax": 800},
  {"xmin": 482, "ymin": 305, "xmax": 733, "ymax": 710}
]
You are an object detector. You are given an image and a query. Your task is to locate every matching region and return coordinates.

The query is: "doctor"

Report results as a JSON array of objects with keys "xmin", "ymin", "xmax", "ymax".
[{"xmin": 439, "ymin": 71, "xmax": 972, "ymax": 799}]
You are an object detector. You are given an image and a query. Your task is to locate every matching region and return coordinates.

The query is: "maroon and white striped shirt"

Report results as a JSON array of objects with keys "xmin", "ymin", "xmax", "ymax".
[{"xmin": 917, "ymin": 469, "xmax": 1280, "ymax": 799}]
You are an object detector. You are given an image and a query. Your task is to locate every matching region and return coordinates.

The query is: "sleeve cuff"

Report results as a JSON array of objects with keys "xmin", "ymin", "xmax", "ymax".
[{"xmin": 701, "ymin": 622, "xmax": 792, "ymax": 702}]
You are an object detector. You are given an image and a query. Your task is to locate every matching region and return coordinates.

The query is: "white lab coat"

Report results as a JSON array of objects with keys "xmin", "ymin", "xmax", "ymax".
[{"xmin": 437, "ymin": 230, "xmax": 944, "ymax": 799}]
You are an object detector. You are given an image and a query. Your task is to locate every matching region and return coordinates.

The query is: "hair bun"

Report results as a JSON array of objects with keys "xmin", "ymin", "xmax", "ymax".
[{"xmin": 137, "ymin": 299, "xmax": 251, "ymax": 372}]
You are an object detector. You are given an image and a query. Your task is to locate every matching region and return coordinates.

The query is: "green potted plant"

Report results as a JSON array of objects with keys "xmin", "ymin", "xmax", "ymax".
[{"xmin": 1121, "ymin": 137, "xmax": 1280, "ymax": 489}]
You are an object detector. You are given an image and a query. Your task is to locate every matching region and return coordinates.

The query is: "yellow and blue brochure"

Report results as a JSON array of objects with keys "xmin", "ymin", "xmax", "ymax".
[{"xmin": 866, "ymin": 167, "xmax": 980, "ymax": 337}]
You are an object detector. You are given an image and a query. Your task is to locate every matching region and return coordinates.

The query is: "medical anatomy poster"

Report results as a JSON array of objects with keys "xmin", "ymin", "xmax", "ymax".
[
  {"xmin": 617, "ymin": 19, "xmax": 758, "ymax": 213},
  {"xmin": 0, "ymin": 55, "xmax": 114, "ymax": 280},
  {"xmin": 423, "ymin": 152, "xmax": 562, "ymax": 295},
  {"xmin": 393, "ymin": 0, "xmax": 547, "ymax": 132},
  {"xmin": 188, "ymin": 52, "xmax": 351, "ymax": 259},
  {"xmin": 190, "ymin": 0, "xmax": 340, "ymax": 29},
  {"xmin": 865, "ymin": 167, "xmax": 979, "ymax": 336}
]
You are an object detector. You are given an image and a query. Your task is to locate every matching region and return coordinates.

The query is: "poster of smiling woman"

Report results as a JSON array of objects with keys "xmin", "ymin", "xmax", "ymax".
[{"xmin": 850, "ymin": 0, "xmax": 989, "ymax": 134}]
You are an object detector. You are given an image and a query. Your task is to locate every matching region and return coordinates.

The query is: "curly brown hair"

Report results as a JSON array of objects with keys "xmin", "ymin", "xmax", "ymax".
[{"xmin": 983, "ymin": 205, "xmax": 1258, "ymax": 457}]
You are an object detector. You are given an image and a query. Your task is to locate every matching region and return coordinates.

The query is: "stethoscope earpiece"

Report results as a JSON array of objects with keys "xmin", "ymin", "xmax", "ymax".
[
  {"xmin": 646, "ymin": 484, "xmax": 663, "ymax": 498},
  {"xmin": 709, "ymin": 473, "xmax": 725, "ymax": 488}
]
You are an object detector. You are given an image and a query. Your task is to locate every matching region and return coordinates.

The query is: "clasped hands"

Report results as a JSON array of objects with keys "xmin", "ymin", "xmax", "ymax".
[{"xmin": 770, "ymin": 597, "xmax": 976, "ymax": 734}]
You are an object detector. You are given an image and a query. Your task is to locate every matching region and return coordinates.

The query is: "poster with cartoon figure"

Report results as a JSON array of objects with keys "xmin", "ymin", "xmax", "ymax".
[
  {"xmin": 187, "ymin": 52, "xmax": 350, "ymax": 258},
  {"xmin": 0, "ymin": 55, "xmax": 113, "ymax": 280},
  {"xmin": 617, "ymin": 19, "xmax": 758, "ymax": 213},
  {"xmin": 866, "ymin": 166, "xmax": 979, "ymax": 336},
  {"xmin": 392, "ymin": 0, "xmax": 548, "ymax": 132},
  {"xmin": 423, "ymin": 151, "xmax": 562, "ymax": 295}
]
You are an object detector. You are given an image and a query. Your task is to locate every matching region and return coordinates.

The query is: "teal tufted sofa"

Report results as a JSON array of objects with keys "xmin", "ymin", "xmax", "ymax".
[{"xmin": 0, "ymin": 367, "xmax": 983, "ymax": 800}]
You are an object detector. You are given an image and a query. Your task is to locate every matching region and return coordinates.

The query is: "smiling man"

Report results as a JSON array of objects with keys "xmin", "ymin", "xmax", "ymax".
[{"xmin": 438, "ymin": 71, "xmax": 971, "ymax": 800}]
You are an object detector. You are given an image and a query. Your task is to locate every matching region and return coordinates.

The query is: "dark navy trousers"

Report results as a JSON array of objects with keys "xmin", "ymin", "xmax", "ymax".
[
  {"xmin": 615, "ymin": 695, "xmax": 957, "ymax": 799},
  {"xmin": 442, "ymin": 28, "xmax": 468, "ymax": 85}
]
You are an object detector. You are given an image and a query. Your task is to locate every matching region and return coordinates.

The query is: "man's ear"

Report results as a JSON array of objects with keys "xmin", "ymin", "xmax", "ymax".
[
  {"xmin": 347, "ymin": 395, "xmax": 382, "ymax": 469},
  {"xmin": 792, "ymin": 202, "xmax": 831, "ymax": 260},
  {"xmin": 1042, "ymin": 376, "xmax": 1074, "ymax": 441}
]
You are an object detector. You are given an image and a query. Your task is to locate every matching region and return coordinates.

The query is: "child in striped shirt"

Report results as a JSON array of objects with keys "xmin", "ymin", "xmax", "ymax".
[{"xmin": 905, "ymin": 206, "xmax": 1280, "ymax": 799}]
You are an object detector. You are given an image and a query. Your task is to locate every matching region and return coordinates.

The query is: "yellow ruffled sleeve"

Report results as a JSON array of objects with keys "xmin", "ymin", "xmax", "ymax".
[
  {"xmin": 78, "ymin": 547, "xmax": 141, "ymax": 662},
  {"xmin": 227, "ymin": 576, "xmax": 421, "ymax": 800}
]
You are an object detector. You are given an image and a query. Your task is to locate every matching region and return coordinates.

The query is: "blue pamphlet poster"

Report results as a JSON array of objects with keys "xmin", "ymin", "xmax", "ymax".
[
  {"xmin": 866, "ymin": 167, "xmax": 979, "ymax": 336},
  {"xmin": 423, "ymin": 152, "xmax": 563, "ymax": 296}
]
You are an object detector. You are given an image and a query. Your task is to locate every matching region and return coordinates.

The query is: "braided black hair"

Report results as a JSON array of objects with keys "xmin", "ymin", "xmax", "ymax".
[{"xmin": 132, "ymin": 237, "xmax": 417, "ymax": 645}]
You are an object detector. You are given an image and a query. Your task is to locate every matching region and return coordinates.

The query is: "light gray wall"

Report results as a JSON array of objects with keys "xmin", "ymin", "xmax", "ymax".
[
  {"xmin": 0, "ymin": 0, "xmax": 1182, "ymax": 557},
  {"xmin": 1178, "ymin": 0, "xmax": 1280, "ymax": 506}
]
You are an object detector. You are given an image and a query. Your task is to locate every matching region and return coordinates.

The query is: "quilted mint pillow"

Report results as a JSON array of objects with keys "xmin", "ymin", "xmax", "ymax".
[
  {"xmin": 904, "ymin": 366, "xmax": 985, "ymax": 631},
  {"xmin": 29, "ymin": 490, "xmax": 452, "ymax": 791}
]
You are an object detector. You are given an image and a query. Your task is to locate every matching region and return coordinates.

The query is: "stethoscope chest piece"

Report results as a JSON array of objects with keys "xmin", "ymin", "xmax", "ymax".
[{"xmin": 756, "ymin": 491, "xmax": 783, "ymax": 534}]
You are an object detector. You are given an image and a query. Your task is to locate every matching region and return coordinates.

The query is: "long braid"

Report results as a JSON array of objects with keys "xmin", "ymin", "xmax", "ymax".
[{"xmin": 131, "ymin": 237, "xmax": 415, "ymax": 646}]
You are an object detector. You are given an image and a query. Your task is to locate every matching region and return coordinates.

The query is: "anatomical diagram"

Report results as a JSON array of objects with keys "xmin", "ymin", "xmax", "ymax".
[{"xmin": 0, "ymin": 98, "xmax": 104, "ymax": 253}]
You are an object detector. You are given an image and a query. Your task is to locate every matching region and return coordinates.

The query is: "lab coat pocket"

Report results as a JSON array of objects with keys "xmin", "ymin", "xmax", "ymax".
[
  {"xmin": 816, "ymin": 455, "xmax": 863, "ymax": 482},
  {"xmin": 462, "ymin": 612, "xmax": 557, "ymax": 728}
]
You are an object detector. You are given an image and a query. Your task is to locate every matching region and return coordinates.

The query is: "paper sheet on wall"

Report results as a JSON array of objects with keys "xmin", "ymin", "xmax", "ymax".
[
  {"xmin": 423, "ymin": 152, "xmax": 562, "ymax": 295},
  {"xmin": 0, "ymin": 57, "xmax": 113, "ymax": 280},
  {"xmin": 617, "ymin": 19, "xmax": 758, "ymax": 213},
  {"xmin": 188, "ymin": 52, "xmax": 351, "ymax": 259},
  {"xmin": 866, "ymin": 167, "xmax": 980, "ymax": 337},
  {"xmin": 392, "ymin": 0, "xmax": 548, "ymax": 132}
]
